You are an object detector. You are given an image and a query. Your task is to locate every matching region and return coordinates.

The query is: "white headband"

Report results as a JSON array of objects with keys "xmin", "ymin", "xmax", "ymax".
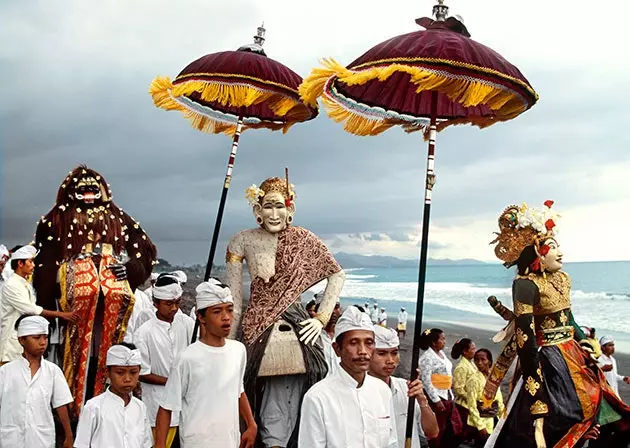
[
  {"xmin": 11, "ymin": 245, "xmax": 38, "ymax": 261},
  {"xmin": 196, "ymin": 278, "xmax": 233, "ymax": 311},
  {"xmin": 17, "ymin": 316, "xmax": 49, "ymax": 337},
  {"xmin": 373, "ymin": 325, "xmax": 400, "ymax": 349},
  {"xmin": 334, "ymin": 306, "xmax": 374, "ymax": 340},
  {"xmin": 106, "ymin": 345, "xmax": 142, "ymax": 366},
  {"xmin": 152, "ymin": 282, "xmax": 183, "ymax": 301},
  {"xmin": 171, "ymin": 270, "xmax": 188, "ymax": 284},
  {"xmin": 600, "ymin": 335, "xmax": 614, "ymax": 347}
]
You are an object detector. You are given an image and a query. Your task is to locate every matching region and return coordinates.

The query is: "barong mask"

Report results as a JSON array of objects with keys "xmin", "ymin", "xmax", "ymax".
[
  {"xmin": 246, "ymin": 176, "xmax": 295, "ymax": 234},
  {"xmin": 491, "ymin": 200, "xmax": 562, "ymax": 274},
  {"xmin": 59, "ymin": 166, "xmax": 112, "ymax": 208}
]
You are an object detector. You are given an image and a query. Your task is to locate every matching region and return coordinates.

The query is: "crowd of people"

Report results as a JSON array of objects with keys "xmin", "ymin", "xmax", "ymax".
[{"xmin": 1, "ymin": 240, "xmax": 629, "ymax": 447}]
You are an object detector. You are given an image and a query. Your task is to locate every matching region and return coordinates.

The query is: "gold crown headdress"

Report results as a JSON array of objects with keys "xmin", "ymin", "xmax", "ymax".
[
  {"xmin": 491, "ymin": 200, "xmax": 560, "ymax": 264},
  {"xmin": 245, "ymin": 168, "xmax": 296, "ymax": 207}
]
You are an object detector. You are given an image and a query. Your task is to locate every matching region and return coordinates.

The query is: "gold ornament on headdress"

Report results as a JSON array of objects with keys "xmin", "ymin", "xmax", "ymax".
[
  {"xmin": 245, "ymin": 169, "xmax": 296, "ymax": 207},
  {"xmin": 490, "ymin": 201, "xmax": 560, "ymax": 264}
]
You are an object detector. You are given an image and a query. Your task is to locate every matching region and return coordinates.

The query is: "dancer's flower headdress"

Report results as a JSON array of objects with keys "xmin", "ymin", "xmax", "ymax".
[{"xmin": 491, "ymin": 200, "xmax": 560, "ymax": 265}]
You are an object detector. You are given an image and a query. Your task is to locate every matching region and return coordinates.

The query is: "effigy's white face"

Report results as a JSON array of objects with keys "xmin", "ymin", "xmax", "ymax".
[
  {"xmin": 541, "ymin": 238, "xmax": 563, "ymax": 272},
  {"xmin": 256, "ymin": 191, "xmax": 290, "ymax": 234}
]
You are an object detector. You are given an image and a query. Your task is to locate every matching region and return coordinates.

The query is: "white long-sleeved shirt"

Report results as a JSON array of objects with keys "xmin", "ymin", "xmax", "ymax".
[
  {"xmin": 134, "ymin": 313, "xmax": 194, "ymax": 426},
  {"xmin": 0, "ymin": 357, "xmax": 73, "ymax": 448},
  {"xmin": 397, "ymin": 311, "xmax": 408, "ymax": 326},
  {"xmin": 0, "ymin": 274, "xmax": 43, "ymax": 362},
  {"xmin": 74, "ymin": 388, "xmax": 152, "ymax": 448},
  {"xmin": 378, "ymin": 312, "xmax": 388, "ymax": 326},
  {"xmin": 123, "ymin": 288, "xmax": 154, "ymax": 343},
  {"xmin": 320, "ymin": 330, "xmax": 341, "ymax": 378},
  {"xmin": 370, "ymin": 308, "xmax": 380, "ymax": 324},
  {"xmin": 299, "ymin": 367, "xmax": 398, "ymax": 448},
  {"xmin": 418, "ymin": 349, "xmax": 453, "ymax": 403},
  {"xmin": 390, "ymin": 376, "xmax": 425, "ymax": 448},
  {"xmin": 598, "ymin": 353, "xmax": 625, "ymax": 397}
]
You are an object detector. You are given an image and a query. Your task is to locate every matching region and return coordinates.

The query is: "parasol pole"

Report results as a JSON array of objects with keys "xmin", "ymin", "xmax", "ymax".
[
  {"xmin": 192, "ymin": 115, "xmax": 244, "ymax": 342},
  {"xmin": 405, "ymin": 90, "xmax": 438, "ymax": 445}
]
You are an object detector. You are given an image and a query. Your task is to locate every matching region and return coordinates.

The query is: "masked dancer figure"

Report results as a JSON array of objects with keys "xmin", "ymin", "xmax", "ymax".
[
  {"xmin": 226, "ymin": 174, "xmax": 345, "ymax": 447},
  {"xmin": 483, "ymin": 201, "xmax": 630, "ymax": 448},
  {"xmin": 33, "ymin": 166, "xmax": 157, "ymax": 417}
]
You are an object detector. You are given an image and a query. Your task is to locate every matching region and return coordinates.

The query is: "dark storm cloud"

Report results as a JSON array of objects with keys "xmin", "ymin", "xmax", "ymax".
[{"xmin": 2, "ymin": 0, "xmax": 630, "ymax": 264}]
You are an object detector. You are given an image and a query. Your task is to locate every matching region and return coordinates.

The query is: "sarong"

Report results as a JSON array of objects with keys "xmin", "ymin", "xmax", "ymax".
[{"xmin": 59, "ymin": 254, "xmax": 135, "ymax": 417}]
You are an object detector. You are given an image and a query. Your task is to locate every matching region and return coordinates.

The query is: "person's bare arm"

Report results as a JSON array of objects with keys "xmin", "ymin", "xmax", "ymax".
[
  {"xmin": 54, "ymin": 405, "xmax": 74, "ymax": 448},
  {"xmin": 154, "ymin": 407, "xmax": 173, "ymax": 448},
  {"xmin": 408, "ymin": 375, "xmax": 439, "ymax": 439}
]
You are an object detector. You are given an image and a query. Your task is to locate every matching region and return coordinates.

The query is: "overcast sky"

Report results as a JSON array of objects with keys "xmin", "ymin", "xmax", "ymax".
[{"xmin": 2, "ymin": 0, "xmax": 629, "ymax": 265}]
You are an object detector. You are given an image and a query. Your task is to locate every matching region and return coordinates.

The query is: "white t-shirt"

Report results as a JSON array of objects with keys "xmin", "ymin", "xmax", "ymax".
[
  {"xmin": 299, "ymin": 367, "xmax": 398, "ymax": 448},
  {"xmin": 0, "ymin": 357, "xmax": 73, "ymax": 448},
  {"xmin": 160, "ymin": 339, "xmax": 247, "ymax": 448},
  {"xmin": 74, "ymin": 388, "xmax": 152, "ymax": 448},
  {"xmin": 123, "ymin": 289, "xmax": 154, "ymax": 343},
  {"xmin": 134, "ymin": 314, "xmax": 194, "ymax": 426}
]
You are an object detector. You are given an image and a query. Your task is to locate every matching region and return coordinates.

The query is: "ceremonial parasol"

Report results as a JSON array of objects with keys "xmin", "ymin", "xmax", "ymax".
[
  {"xmin": 150, "ymin": 24, "xmax": 317, "ymax": 294},
  {"xmin": 298, "ymin": 2, "xmax": 538, "ymax": 442}
]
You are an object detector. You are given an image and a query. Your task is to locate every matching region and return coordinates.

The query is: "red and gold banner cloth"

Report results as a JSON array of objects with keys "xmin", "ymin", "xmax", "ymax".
[{"xmin": 59, "ymin": 255, "xmax": 135, "ymax": 417}]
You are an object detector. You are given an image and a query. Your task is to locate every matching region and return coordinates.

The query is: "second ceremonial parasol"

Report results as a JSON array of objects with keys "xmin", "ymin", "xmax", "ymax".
[
  {"xmin": 150, "ymin": 24, "xmax": 317, "ymax": 285},
  {"xmin": 299, "ymin": 1, "xmax": 538, "ymax": 443}
]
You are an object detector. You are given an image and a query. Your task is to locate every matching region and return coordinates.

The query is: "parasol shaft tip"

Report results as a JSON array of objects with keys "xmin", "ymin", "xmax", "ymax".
[{"xmin": 433, "ymin": 0, "xmax": 448, "ymax": 21}]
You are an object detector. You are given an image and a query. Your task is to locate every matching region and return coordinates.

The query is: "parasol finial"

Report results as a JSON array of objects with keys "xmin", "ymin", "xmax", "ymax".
[
  {"xmin": 433, "ymin": 0, "xmax": 449, "ymax": 21},
  {"xmin": 237, "ymin": 23, "xmax": 267, "ymax": 56},
  {"xmin": 254, "ymin": 22, "xmax": 266, "ymax": 47}
]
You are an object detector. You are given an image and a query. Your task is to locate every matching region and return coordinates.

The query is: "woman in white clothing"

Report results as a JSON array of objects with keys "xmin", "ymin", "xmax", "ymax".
[{"xmin": 418, "ymin": 328, "xmax": 462, "ymax": 448}]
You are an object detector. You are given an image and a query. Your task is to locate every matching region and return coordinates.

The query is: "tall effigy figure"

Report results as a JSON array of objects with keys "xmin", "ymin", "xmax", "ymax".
[
  {"xmin": 226, "ymin": 175, "xmax": 345, "ymax": 447},
  {"xmin": 33, "ymin": 165, "xmax": 157, "ymax": 417},
  {"xmin": 484, "ymin": 201, "xmax": 630, "ymax": 448}
]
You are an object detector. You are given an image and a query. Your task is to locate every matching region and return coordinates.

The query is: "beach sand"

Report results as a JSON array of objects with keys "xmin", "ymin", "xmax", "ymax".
[{"xmin": 392, "ymin": 317, "xmax": 630, "ymax": 404}]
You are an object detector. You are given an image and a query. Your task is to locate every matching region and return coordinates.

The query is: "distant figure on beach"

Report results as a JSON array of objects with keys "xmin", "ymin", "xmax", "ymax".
[
  {"xmin": 225, "ymin": 175, "xmax": 345, "ymax": 447},
  {"xmin": 418, "ymin": 328, "xmax": 462, "ymax": 447},
  {"xmin": 397, "ymin": 307, "xmax": 408, "ymax": 338},
  {"xmin": 370, "ymin": 324, "xmax": 439, "ymax": 447},
  {"xmin": 483, "ymin": 201, "xmax": 630, "ymax": 448},
  {"xmin": 378, "ymin": 307, "xmax": 388, "ymax": 327},
  {"xmin": 598, "ymin": 335, "xmax": 630, "ymax": 398},
  {"xmin": 451, "ymin": 338, "xmax": 477, "ymax": 443},
  {"xmin": 370, "ymin": 303, "xmax": 380, "ymax": 324}
]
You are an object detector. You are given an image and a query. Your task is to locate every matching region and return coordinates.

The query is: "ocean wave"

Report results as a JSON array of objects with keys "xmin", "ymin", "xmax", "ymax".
[
  {"xmin": 340, "ymin": 279, "xmax": 630, "ymax": 334},
  {"xmin": 346, "ymin": 274, "xmax": 378, "ymax": 280}
]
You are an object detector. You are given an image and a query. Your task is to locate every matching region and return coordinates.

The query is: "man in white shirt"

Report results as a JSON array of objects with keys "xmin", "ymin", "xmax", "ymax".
[
  {"xmin": 155, "ymin": 279, "xmax": 257, "ymax": 448},
  {"xmin": 397, "ymin": 307, "xmax": 408, "ymax": 338},
  {"xmin": 0, "ymin": 315, "xmax": 74, "ymax": 448},
  {"xmin": 317, "ymin": 301, "xmax": 342, "ymax": 378},
  {"xmin": 598, "ymin": 335, "xmax": 629, "ymax": 397},
  {"xmin": 371, "ymin": 303, "xmax": 380, "ymax": 324},
  {"xmin": 0, "ymin": 245, "xmax": 76, "ymax": 363},
  {"xmin": 134, "ymin": 274, "xmax": 194, "ymax": 446},
  {"xmin": 369, "ymin": 325, "xmax": 439, "ymax": 448},
  {"xmin": 299, "ymin": 306, "xmax": 398, "ymax": 448}
]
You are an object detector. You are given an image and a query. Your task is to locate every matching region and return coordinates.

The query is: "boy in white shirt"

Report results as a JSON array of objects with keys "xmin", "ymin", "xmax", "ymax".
[
  {"xmin": 155, "ymin": 279, "xmax": 257, "ymax": 448},
  {"xmin": 0, "ymin": 314, "xmax": 74, "ymax": 448},
  {"xmin": 74, "ymin": 343, "xmax": 153, "ymax": 447},
  {"xmin": 369, "ymin": 325, "xmax": 439, "ymax": 448},
  {"xmin": 134, "ymin": 273, "xmax": 194, "ymax": 446}
]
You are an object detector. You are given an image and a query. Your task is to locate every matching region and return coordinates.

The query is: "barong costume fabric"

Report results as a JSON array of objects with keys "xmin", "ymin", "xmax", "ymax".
[
  {"xmin": 484, "ymin": 203, "xmax": 630, "ymax": 448},
  {"xmin": 33, "ymin": 166, "xmax": 157, "ymax": 417},
  {"xmin": 235, "ymin": 226, "xmax": 341, "ymax": 447}
]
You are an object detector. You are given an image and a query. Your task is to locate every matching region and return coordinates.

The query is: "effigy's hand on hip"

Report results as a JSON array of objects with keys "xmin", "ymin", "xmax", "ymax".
[
  {"xmin": 298, "ymin": 318, "xmax": 323, "ymax": 345},
  {"xmin": 107, "ymin": 263, "xmax": 127, "ymax": 281}
]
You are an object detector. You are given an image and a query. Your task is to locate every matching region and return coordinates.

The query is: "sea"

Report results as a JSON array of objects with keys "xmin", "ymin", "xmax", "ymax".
[{"xmin": 309, "ymin": 261, "xmax": 630, "ymax": 353}]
